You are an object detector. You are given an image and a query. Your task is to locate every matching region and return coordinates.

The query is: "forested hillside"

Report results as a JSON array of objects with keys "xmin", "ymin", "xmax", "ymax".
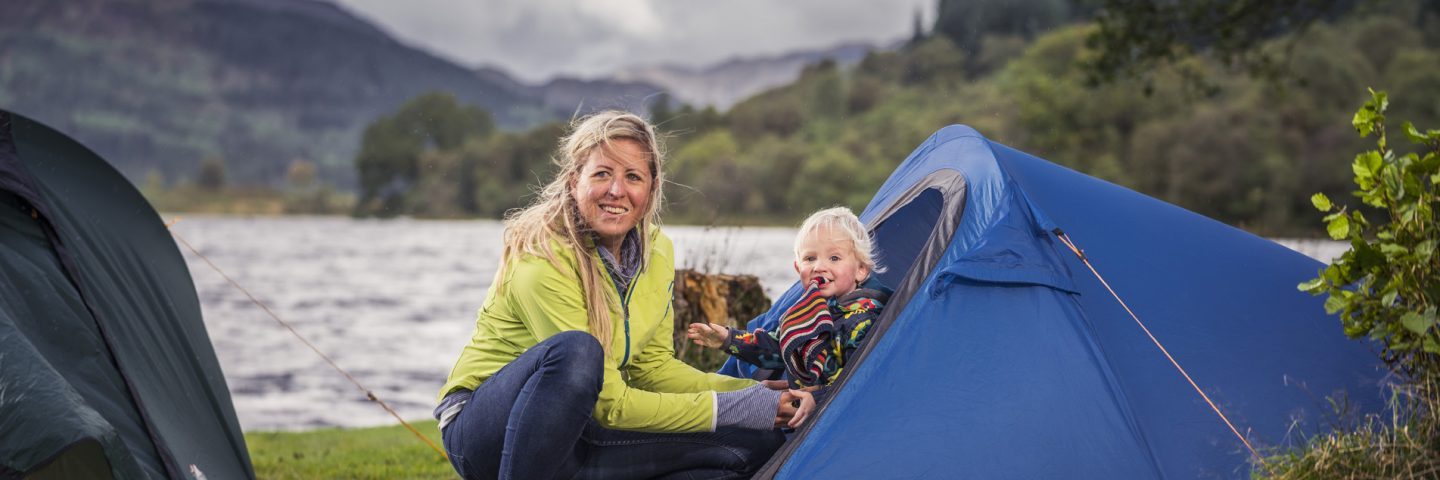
[
  {"xmin": 358, "ymin": 0, "xmax": 1440, "ymax": 236},
  {"xmin": 0, "ymin": 0, "xmax": 660, "ymax": 188}
]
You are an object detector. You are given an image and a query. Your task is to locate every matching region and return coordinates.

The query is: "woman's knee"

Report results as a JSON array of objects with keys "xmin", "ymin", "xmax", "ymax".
[{"xmin": 542, "ymin": 331, "xmax": 604, "ymax": 393}]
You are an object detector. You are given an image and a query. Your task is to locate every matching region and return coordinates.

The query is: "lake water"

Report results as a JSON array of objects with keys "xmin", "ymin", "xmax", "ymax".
[{"xmin": 170, "ymin": 215, "xmax": 1347, "ymax": 431}]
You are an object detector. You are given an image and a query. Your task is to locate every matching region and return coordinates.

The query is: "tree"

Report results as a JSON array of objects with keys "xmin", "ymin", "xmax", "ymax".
[
  {"xmin": 649, "ymin": 92, "xmax": 675, "ymax": 128},
  {"xmin": 1085, "ymin": 0, "xmax": 1362, "ymax": 88},
  {"xmin": 354, "ymin": 91, "xmax": 495, "ymax": 217},
  {"xmin": 910, "ymin": 7, "xmax": 926, "ymax": 45},
  {"xmin": 903, "ymin": 36, "xmax": 966, "ymax": 85},
  {"xmin": 197, "ymin": 155, "xmax": 225, "ymax": 191},
  {"xmin": 934, "ymin": 0, "xmax": 1072, "ymax": 73},
  {"xmin": 285, "ymin": 159, "xmax": 317, "ymax": 188}
]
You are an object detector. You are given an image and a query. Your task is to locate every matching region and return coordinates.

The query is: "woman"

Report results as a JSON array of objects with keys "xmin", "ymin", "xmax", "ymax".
[{"xmin": 436, "ymin": 111, "xmax": 811, "ymax": 479}]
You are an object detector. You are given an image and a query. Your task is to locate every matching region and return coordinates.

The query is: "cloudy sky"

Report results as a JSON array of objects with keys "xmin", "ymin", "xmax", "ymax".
[{"xmin": 332, "ymin": 0, "xmax": 935, "ymax": 82}]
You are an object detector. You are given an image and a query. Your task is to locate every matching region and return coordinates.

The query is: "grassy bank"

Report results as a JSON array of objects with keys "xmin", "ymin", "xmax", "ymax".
[
  {"xmin": 245, "ymin": 420, "xmax": 454, "ymax": 479},
  {"xmin": 143, "ymin": 185, "xmax": 355, "ymax": 216}
]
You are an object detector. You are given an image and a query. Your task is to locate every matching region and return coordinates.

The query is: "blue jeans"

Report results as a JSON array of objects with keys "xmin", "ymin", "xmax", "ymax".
[{"xmin": 442, "ymin": 331, "xmax": 785, "ymax": 480}]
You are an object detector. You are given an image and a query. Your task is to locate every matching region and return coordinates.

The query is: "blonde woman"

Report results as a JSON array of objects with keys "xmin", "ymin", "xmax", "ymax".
[{"xmin": 436, "ymin": 111, "xmax": 811, "ymax": 479}]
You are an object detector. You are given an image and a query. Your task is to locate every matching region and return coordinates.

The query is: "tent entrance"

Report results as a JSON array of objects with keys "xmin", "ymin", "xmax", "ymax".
[{"xmin": 754, "ymin": 169, "xmax": 967, "ymax": 479}]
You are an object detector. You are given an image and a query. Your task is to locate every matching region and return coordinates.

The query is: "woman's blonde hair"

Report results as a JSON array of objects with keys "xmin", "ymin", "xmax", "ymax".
[
  {"xmin": 795, "ymin": 206, "xmax": 885, "ymax": 278},
  {"xmin": 501, "ymin": 111, "xmax": 664, "ymax": 354}
]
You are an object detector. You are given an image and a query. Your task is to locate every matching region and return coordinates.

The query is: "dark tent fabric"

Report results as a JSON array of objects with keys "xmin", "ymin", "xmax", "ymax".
[
  {"xmin": 0, "ymin": 111, "xmax": 253, "ymax": 479},
  {"xmin": 723, "ymin": 126, "xmax": 1389, "ymax": 479}
]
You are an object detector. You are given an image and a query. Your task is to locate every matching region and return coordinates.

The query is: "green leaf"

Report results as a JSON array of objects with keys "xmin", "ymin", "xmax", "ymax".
[
  {"xmin": 1383, "ymin": 171, "xmax": 1404, "ymax": 202},
  {"xmin": 1324, "ymin": 294, "xmax": 1347, "ymax": 315},
  {"xmin": 1351, "ymin": 240, "xmax": 1385, "ymax": 270},
  {"xmin": 1419, "ymin": 152, "xmax": 1440, "ymax": 175},
  {"xmin": 1327, "ymin": 215, "xmax": 1351, "ymax": 240},
  {"xmin": 1353, "ymin": 91, "xmax": 1384, "ymax": 137},
  {"xmin": 1401, "ymin": 311, "xmax": 1431, "ymax": 335},
  {"xmin": 1423, "ymin": 338, "xmax": 1440, "ymax": 354},
  {"xmin": 1354, "ymin": 109, "xmax": 1375, "ymax": 136},
  {"xmin": 1405, "ymin": 121, "xmax": 1427, "ymax": 144},
  {"xmin": 1298, "ymin": 277, "xmax": 1325, "ymax": 292},
  {"xmin": 1310, "ymin": 193, "xmax": 1332, "ymax": 212},
  {"xmin": 1417, "ymin": 240, "xmax": 1435, "ymax": 260},
  {"xmin": 1351, "ymin": 210, "xmax": 1368, "ymax": 229},
  {"xmin": 1353, "ymin": 152, "xmax": 1377, "ymax": 179},
  {"xmin": 1380, "ymin": 243, "xmax": 1409, "ymax": 256}
]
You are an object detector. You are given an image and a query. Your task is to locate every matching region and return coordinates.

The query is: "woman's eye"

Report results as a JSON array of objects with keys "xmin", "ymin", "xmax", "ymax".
[
  {"xmin": 627, "ymin": 173, "xmax": 643, "ymax": 181},
  {"xmin": 594, "ymin": 171, "xmax": 610, "ymax": 178}
]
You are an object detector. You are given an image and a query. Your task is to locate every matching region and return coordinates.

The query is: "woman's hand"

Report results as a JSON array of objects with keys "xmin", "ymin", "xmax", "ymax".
[
  {"xmin": 776, "ymin": 389, "xmax": 817, "ymax": 429},
  {"xmin": 685, "ymin": 323, "xmax": 728, "ymax": 349}
]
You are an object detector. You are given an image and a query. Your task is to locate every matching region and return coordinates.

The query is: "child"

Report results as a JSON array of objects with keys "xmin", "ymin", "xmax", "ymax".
[{"xmin": 687, "ymin": 206, "xmax": 891, "ymax": 388}]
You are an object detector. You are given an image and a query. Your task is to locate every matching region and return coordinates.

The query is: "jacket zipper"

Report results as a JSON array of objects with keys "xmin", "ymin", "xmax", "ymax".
[{"xmin": 619, "ymin": 275, "xmax": 638, "ymax": 369}]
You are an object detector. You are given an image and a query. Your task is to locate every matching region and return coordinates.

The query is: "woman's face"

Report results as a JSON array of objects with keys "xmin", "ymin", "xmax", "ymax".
[{"xmin": 572, "ymin": 139, "xmax": 653, "ymax": 253}]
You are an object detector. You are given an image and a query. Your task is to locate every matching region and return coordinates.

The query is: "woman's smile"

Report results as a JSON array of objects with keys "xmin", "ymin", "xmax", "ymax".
[{"xmin": 572, "ymin": 139, "xmax": 652, "ymax": 253}]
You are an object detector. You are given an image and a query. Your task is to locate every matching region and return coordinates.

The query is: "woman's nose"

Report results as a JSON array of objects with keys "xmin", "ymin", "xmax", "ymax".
[{"xmin": 605, "ymin": 178, "xmax": 623, "ymax": 196}]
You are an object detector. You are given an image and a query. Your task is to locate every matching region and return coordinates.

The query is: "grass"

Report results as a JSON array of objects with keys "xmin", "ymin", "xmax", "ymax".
[
  {"xmin": 145, "ymin": 186, "xmax": 288, "ymax": 215},
  {"xmin": 142, "ymin": 185, "xmax": 355, "ymax": 216},
  {"xmin": 1256, "ymin": 379, "xmax": 1440, "ymax": 479},
  {"xmin": 245, "ymin": 420, "xmax": 455, "ymax": 479}
]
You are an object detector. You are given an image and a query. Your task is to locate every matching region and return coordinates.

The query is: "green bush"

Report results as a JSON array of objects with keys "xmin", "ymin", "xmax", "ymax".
[
  {"xmin": 1300, "ymin": 89, "xmax": 1440, "ymax": 378},
  {"xmin": 1266, "ymin": 89, "xmax": 1440, "ymax": 478}
]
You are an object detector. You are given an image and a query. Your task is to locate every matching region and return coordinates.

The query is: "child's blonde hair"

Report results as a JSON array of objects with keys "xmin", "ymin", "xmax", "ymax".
[{"xmin": 794, "ymin": 206, "xmax": 885, "ymax": 275}]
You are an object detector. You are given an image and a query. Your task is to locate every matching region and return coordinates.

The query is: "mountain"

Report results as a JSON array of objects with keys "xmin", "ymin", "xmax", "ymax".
[
  {"xmin": 0, "ymin": 0, "xmax": 660, "ymax": 188},
  {"xmin": 613, "ymin": 43, "xmax": 878, "ymax": 110}
]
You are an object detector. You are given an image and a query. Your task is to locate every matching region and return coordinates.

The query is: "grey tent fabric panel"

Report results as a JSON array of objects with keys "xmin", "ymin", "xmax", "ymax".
[
  {"xmin": 0, "ymin": 111, "xmax": 254, "ymax": 479},
  {"xmin": 862, "ymin": 168, "xmax": 967, "ymax": 318},
  {"xmin": 24, "ymin": 439, "xmax": 116, "ymax": 480},
  {"xmin": 0, "ymin": 193, "xmax": 150, "ymax": 479}
]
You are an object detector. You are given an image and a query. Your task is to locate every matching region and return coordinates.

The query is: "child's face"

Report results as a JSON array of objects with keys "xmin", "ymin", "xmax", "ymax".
[{"xmin": 793, "ymin": 228, "xmax": 869, "ymax": 298}]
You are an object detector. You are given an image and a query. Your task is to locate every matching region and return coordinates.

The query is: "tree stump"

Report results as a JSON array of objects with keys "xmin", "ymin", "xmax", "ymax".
[{"xmin": 672, "ymin": 269, "xmax": 772, "ymax": 372}]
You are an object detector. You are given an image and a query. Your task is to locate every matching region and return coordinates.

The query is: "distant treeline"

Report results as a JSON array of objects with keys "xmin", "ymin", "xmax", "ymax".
[{"xmin": 354, "ymin": 0, "xmax": 1440, "ymax": 236}]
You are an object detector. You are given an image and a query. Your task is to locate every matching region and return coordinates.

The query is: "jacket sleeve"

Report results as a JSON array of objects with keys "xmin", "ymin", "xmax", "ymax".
[
  {"xmin": 623, "ymin": 292, "xmax": 755, "ymax": 395},
  {"xmin": 723, "ymin": 327, "xmax": 787, "ymax": 370},
  {"xmin": 505, "ymin": 254, "xmax": 721, "ymax": 433}
]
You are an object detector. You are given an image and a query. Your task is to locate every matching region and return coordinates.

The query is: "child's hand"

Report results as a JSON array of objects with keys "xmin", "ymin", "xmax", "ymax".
[
  {"xmin": 685, "ymin": 323, "xmax": 728, "ymax": 349},
  {"xmin": 777, "ymin": 389, "xmax": 817, "ymax": 429}
]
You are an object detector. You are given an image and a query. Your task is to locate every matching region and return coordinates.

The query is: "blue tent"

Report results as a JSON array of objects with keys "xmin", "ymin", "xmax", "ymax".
[{"xmin": 723, "ymin": 126, "xmax": 1388, "ymax": 479}]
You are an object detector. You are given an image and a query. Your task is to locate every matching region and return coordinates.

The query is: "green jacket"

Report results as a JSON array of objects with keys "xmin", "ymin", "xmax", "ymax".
[{"xmin": 438, "ymin": 227, "xmax": 755, "ymax": 433}]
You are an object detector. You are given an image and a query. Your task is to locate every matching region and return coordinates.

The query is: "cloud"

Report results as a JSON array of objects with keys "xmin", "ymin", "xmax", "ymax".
[{"xmin": 332, "ymin": 0, "xmax": 932, "ymax": 82}]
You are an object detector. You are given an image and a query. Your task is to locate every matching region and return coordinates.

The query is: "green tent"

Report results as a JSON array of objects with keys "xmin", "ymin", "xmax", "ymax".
[{"xmin": 0, "ymin": 110, "xmax": 252, "ymax": 479}]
